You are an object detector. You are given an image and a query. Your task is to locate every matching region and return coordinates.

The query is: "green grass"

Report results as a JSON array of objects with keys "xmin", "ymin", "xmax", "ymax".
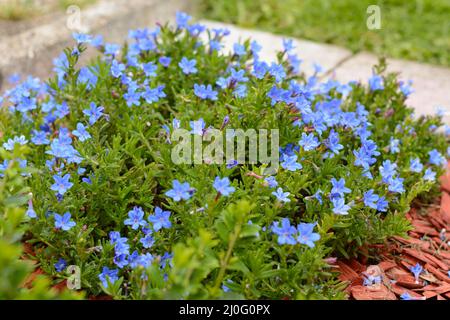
[{"xmin": 198, "ymin": 0, "xmax": 450, "ymax": 67}]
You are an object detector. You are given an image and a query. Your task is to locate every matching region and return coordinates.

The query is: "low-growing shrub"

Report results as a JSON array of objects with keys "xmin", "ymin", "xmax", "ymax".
[{"xmin": 0, "ymin": 12, "xmax": 448, "ymax": 299}]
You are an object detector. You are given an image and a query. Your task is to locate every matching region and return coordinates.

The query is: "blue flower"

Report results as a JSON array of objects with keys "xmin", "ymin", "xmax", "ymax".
[
  {"xmin": 400, "ymin": 292, "xmax": 417, "ymax": 300},
  {"xmin": 83, "ymin": 102, "xmax": 104, "ymax": 125},
  {"xmin": 388, "ymin": 176, "xmax": 405, "ymax": 194},
  {"xmin": 54, "ymin": 212, "xmax": 76, "ymax": 231},
  {"xmin": 272, "ymin": 187, "xmax": 290, "ymax": 203},
  {"xmin": 369, "ymin": 74, "xmax": 384, "ymax": 91},
  {"xmin": 428, "ymin": 149, "xmax": 445, "ymax": 166},
  {"xmin": 363, "ymin": 189, "xmax": 379, "ymax": 209},
  {"xmin": 51, "ymin": 173, "xmax": 73, "ymax": 196},
  {"xmin": 113, "ymin": 254, "xmax": 128, "ymax": 268},
  {"xmin": 233, "ymin": 43, "xmax": 246, "ymax": 56},
  {"xmin": 159, "ymin": 56, "xmax": 171, "ymax": 67},
  {"xmin": 142, "ymin": 62, "xmax": 157, "ymax": 77},
  {"xmin": 330, "ymin": 178, "xmax": 351, "ymax": 198},
  {"xmin": 26, "ymin": 200, "xmax": 37, "ymax": 218},
  {"xmin": 380, "ymin": 160, "xmax": 397, "ymax": 183},
  {"xmin": 72, "ymin": 33, "xmax": 92, "ymax": 44},
  {"xmin": 409, "ymin": 263, "xmax": 423, "ymax": 283},
  {"xmin": 213, "ymin": 176, "xmax": 235, "ymax": 196},
  {"xmin": 148, "ymin": 206, "xmax": 172, "ymax": 231},
  {"xmin": 165, "ymin": 179, "xmax": 193, "ymax": 201},
  {"xmin": 98, "ymin": 267, "xmax": 119, "ymax": 288},
  {"xmin": 176, "ymin": 11, "xmax": 191, "ymax": 29},
  {"xmin": 281, "ymin": 154, "xmax": 302, "ymax": 171},
  {"xmin": 54, "ymin": 258, "xmax": 67, "ymax": 272},
  {"xmin": 143, "ymin": 85, "xmax": 166, "ymax": 104},
  {"xmin": 140, "ymin": 234, "xmax": 155, "ymax": 248},
  {"xmin": 189, "ymin": 118, "xmax": 206, "ymax": 136},
  {"xmin": 410, "ymin": 158, "xmax": 423, "ymax": 173},
  {"xmin": 297, "ymin": 222, "xmax": 320, "ymax": 248},
  {"xmin": 31, "ymin": 130, "xmax": 50, "ymax": 145},
  {"xmin": 3, "ymin": 135, "xmax": 28, "ymax": 151},
  {"xmin": 389, "ymin": 138, "xmax": 400, "ymax": 154},
  {"xmin": 376, "ymin": 196, "xmax": 389, "ymax": 212},
  {"xmin": 325, "ymin": 129, "xmax": 343, "ymax": 155},
  {"xmin": 331, "ymin": 196, "xmax": 351, "ymax": 215},
  {"xmin": 124, "ymin": 206, "xmax": 147, "ymax": 230},
  {"xmin": 423, "ymin": 168, "xmax": 436, "ymax": 181},
  {"xmin": 299, "ymin": 132, "xmax": 320, "ymax": 151},
  {"xmin": 264, "ymin": 176, "xmax": 278, "ymax": 188},
  {"xmin": 399, "ymin": 80, "xmax": 414, "ymax": 97},
  {"xmin": 268, "ymin": 63, "xmax": 286, "ymax": 83},
  {"xmin": 72, "ymin": 123, "xmax": 91, "ymax": 142},
  {"xmin": 179, "ymin": 57, "xmax": 197, "ymax": 74},
  {"xmin": 271, "ymin": 218, "xmax": 296, "ymax": 245},
  {"xmin": 194, "ymin": 84, "xmax": 218, "ymax": 100},
  {"xmin": 111, "ymin": 60, "xmax": 126, "ymax": 78},
  {"xmin": 282, "ymin": 38, "xmax": 295, "ymax": 52},
  {"xmin": 104, "ymin": 43, "xmax": 120, "ymax": 56}
]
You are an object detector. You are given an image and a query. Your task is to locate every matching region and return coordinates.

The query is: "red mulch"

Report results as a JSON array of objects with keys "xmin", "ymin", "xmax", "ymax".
[{"xmin": 335, "ymin": 163, "xmax": 450, "ymax": 300}]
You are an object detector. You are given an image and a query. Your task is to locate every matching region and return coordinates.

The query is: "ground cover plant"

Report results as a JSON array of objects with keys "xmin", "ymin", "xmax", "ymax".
[
  {"xmin": 198, "ymin": 0, "xmax": 450, "ymax": 67},
  {"xmin": 0, "ymin": 12, "xmax": 448, "ymax": 299}
]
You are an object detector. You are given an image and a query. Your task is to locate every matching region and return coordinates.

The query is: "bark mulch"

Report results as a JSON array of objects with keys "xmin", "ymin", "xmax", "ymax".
[{"xmin": 335, "ymin": 163, "xmax": 450, "ymax": 300}]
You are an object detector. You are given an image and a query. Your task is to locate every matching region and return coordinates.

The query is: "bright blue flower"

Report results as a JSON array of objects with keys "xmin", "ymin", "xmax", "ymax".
[
  {"xmin": 83, "ymin": 102, "xmax": 104, "ymax": 125},
  {"xmin": 124, "ymin": 206, "xmax": 147, "ymax": 230},
  {"xmin": 369, "ymin": 74, "xmax": 384, "ymax": 91},
  {"xmin": 233, "ymin": 43, "xmax": 246, "ymax": 56},
  {"xmin": 299, "ymin": 132, "xmax": 320, "ymax": 151},
  {"xmin": 268, "ymin": 63, "xmax": 286, "ymax": 83},
  {"xmin": 423, "ymin": 168, "xmax": 436, "ymax": 181},
  {"xmin": 399, "ymin": 80, "xmax": 414, "ymax": 97},
  {"xmin": 31, "ymin": 130, "xmax": 50, "ymax": 145},
  {"xmin": 252, "ymin": 61, "xmax": 268, "ymax": 79},
  {"xmin": 111, "ymin": 60, "xmax": 126, "ymax": 78},
  {"xmin": 104, "ymin": 43, "xmax": 120, "ymax": 56},
  {"xmin": 281, "ymin": 154, "xmax": 302, "ymax": 172},
  {"xmin": 400, "ymin": 292, "xmax": 415, "ymax": 300},
  {"xmin": 113, "ymin": 254, "xmax": 128, "ymax": 268},
  {"xmin": 428, "ymin": 149, "xmax": 445, "ymax": 166},
  {"xmin": 410, "ymin": 158, "xmax": 423, "ymax": 173},
  {"xmin": 297, "ymin": 222, "xmax": 320, "ymax": 248},
  {"xmin": 176, "ymin": 11, "xmax": 191, "ymax": 29},
  {"xmin": 142, "ymin": 62, "xmax": 157, "ymax": 77},
  {"xmin": 114, "ymin": 238, "xmax": 130, "ymax": 256},
  {"xmin": 3, "ymin": 135, "xmax": 28, "ymax": 151},
  {"xmin": 72, "ymin": 123, "xmax": 91, "ymax": 142},
  {"xmin": 159, "ymin": 56, "xmax": 171, "ymax": 67},
  {"xmin": 363, "ymin": 189, "xmax": 379, "ymax": 209},
  {"xmin": 73, "ymin": 33, "xmax": 92, "ymax": 44},
  {"xmin": 26, "ymin": 200, "xmax": 36, "ymax": 218},
  {"xmin": 54, "ymin": 258, "xmax": 67, "ymax": 272},
  {"xmin": 194, "ymin": 84, "xmax": 218, "ymax": 100},
  {"xmin": 124, "ymin": 88, "xmax": 141, "ymax": 107},
  {"xmin": 160, "ymin": 252, "xmax": 173, "ymax": 269},
  {"xmin": 376, "ymin": 196, "xmax": 389, "ymax": 212},
  {"xmin": 330, "ymin": 178, "xmax": 351, "ymax": 198},
  {"xmin": 54, "ymin": 212, "xmax": 76, "ymax": 231},
  {"xmin": 389, "ymin": 138, "xmax": 400, "ymax": 153},
  {"xmin": 213, "ymin": 176, "xmax": 235, "ymax": 196},
  {"xmin": 313, "ymin": 189, "xmax": 323, "ymax": 204},
  {"xmin": 142, "ymin": 85, "xmax": 166, "ymax": 103},
  {"xmin": 179, "ymin": 57, "xmax": 197, "ymax": 74},
  {"xmin": 230, "ymin": 68, "xmax": 249, "ymax": 83},
  {"xmin": 325, "ymin": 129, "xmax": 343, "ymax": 154},
  {"xmin": 98, "ymin": 267, "xmax": 119, "ymax": 288},
  {"xmin": 51, "ymin": 173, "xmax": 73, "ymax": 196},
  {"xmin": 331, "ymin": 196, "xmax": 351, "ymax": 215},
  {"xmin": 272, "ymin": 187, "xmax": 290, "ymax": 203},
  {"xmin": 234, "ymin": 84, "xmax": 247, "ymax": 98},
  {"xmin": 388, "ymin": 176, "xmax": 405, "ymax": 194},
  {"xmin": 189, "ymin": 118, "xmax": 205, "ymax": 135},
  {"xmin": 264, "ymin": 176, "xmax": 278, "ymax": 188},
  {"xmin": 410, "ymin": 263, "xmax": 423, "ymax": 283},
  {"xmin": 271, "ymin": 218, "xmax": 296, "ymax": 245},
  {"xmin": 140, "ymin": 234, "xmax": 155, "ymax": 248},
  {"xmin": 380, "ymin": 160, "xmax": 397, "ymax": 183},
  {"xmin": 165, "ymin": 179, "xmax": 193, "ymax": 201},
  {"xmin": 282, "ymin": 38, "xmax": 295, "ymax": 52},
  {"xmin": 148, "ymin": 206, "xmax": 172, "ymax": 231}
]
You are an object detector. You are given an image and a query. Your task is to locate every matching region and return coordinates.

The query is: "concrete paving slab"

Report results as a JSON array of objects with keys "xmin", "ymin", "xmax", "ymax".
[
  {"xmin": 201, "ymin": 21, "xmax": 450, "ymax": 125},
  {"xmin": 201, "ymin": 20, "xmax": 353, "ymax": 77}
]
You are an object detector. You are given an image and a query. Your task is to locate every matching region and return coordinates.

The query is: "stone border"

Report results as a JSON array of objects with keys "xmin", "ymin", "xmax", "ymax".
[{"xmin": 0, "ymin": 0, "xmax": 194, "ymax": 89}]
